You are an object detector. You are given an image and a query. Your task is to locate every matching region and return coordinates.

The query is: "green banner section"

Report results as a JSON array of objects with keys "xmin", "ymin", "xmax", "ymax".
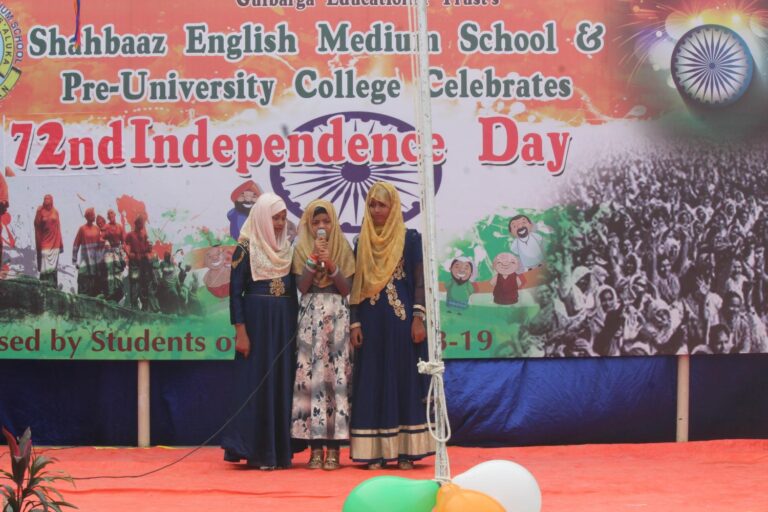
[{"xmin": 1, "ymin": 277, "xmax": 235, "ymax": 360}]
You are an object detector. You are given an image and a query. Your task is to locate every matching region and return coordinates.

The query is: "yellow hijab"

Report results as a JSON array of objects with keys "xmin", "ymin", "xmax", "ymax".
[
  {"xmin": 292, "ymin": 199, "xmax": 355, "ymax": 288},
  {"xmin": 350, "ymin": 182, "xmax": 406, "ymax": 305}
]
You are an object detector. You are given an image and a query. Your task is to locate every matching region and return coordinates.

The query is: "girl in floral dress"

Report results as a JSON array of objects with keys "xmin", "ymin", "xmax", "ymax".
[{"xmin": 290, "ymin": 199, "xmax": 355, "ymax": 470}]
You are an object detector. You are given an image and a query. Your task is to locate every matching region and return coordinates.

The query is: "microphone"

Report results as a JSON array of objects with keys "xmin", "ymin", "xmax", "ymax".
[{"xmin": 317, "ymin": 228, "xmax": 327, "ymax": 269}]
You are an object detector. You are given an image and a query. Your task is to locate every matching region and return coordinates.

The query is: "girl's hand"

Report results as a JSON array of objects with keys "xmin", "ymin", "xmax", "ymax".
[
  {"xmin": 314, "ymin": 239, "xmax": 334, "ymax": 272},
  {"xmin": 313, "ymin": 238, "xmax": 328, "ymax": 255},
  {"xmin": 411, "ymin": 316, "xmax": 426, "ymax": 344},
  {"xmin": 317, "ymin": 247, "xmax": 334, "ymax": 272},
  {"xmin": 350, "ymin": 326, "xmax": 363, "ymax": 348},
  {"xmin": 234, "ymin": 324, "xmax": 251, "ymax": 358}
]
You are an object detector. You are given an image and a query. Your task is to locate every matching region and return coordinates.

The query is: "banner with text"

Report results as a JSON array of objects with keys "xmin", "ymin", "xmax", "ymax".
[{"xmin": 1, "ymin": 0, "xmax": 767, "ymax": 359}]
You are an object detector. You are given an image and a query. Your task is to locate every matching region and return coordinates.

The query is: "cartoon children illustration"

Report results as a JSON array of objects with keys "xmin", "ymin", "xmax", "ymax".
[
  {"xmin": 445, "ymin": 256, "xmax": 476, "ymax": 311},
  {"xmin": 509, "ymin": 215, "xmax": 545, "ymax": 271},
  {"xmin": 491, "ymin": 252, "xmax": 526, "ymax": 305}
]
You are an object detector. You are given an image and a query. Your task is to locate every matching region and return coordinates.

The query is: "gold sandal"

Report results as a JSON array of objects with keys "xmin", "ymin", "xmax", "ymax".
[
  {"xmin": 397, "ymin": 460, "xmax": 414, "ymax": 470},
  {"xmin": 308, "ymin": 448, "xmax": 324, "ymax": 469},
  {"xmin": 323, "ymin": 449, "xmax": 341, "ymax": 471}
]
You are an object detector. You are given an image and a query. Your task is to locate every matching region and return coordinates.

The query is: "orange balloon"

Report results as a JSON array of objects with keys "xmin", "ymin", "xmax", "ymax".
[{"xmin": 434, "ymin": 483, "xmax": 506, "ymax": 512}]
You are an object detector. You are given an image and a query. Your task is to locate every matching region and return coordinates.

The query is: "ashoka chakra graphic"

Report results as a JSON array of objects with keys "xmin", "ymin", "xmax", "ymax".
[
  {"xmin": 270, "ymin": 111, "xmax": 443, "ymax": 234},
  {"xmin": 671, "ymin": 25, "xmax": 754, "ymax": 107}
]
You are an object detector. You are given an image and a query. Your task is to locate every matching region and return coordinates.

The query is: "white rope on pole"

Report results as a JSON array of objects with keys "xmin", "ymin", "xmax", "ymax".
[
  {"xmin": 417, "ymin": 360, "xmax": 452, "ymax": 445},
  {"xmin": 409, "ymin": 0, "xmax": 452, "ymax": 483}
]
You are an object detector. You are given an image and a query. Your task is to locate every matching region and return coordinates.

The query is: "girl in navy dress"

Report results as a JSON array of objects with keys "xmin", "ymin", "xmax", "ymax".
[
  {"xmin": 349, "ymin": 182, "xmax": 435, "ymax": 470},
  {"xmin": 222, "ymin": 193, "xmax": 298, "ymax": 469}
]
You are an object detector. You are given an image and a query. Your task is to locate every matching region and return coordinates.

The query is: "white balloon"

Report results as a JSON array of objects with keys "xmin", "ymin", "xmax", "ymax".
[{"xmin": 453, "ymin": 460, "xmax": 542, "ymax": 512}]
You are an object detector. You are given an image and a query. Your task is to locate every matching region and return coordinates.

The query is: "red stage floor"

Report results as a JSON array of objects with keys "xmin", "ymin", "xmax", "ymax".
[{"xmin": 37, "ymin": 440, "xmax": 767, "ymax": 511}]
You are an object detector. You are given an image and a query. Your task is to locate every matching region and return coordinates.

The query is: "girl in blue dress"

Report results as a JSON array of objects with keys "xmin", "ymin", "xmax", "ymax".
[
  {"xmin": 222, "ymin": 193, "xmax": 298, "ymax": 469},
  {"xmin": 349, "ymin": 181, "xmax": 435, "ymax": 470}
]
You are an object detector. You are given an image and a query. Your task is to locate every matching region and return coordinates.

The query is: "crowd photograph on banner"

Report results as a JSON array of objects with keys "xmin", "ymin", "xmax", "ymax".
[{"xmin": 1, "ymin": 0, "xmax": 767, "ymax": 511}]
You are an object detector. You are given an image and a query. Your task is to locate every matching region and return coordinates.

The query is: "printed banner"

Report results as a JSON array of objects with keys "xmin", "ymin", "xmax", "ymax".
[{"xmin": 1, "ymin": 1, "xmax": 767, "ymax": 359}]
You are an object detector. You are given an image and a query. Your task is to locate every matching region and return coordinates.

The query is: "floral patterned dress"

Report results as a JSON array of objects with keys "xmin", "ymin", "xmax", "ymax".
[{"xmin": 290, "ymin": 290, "xmax": 352, "ymax": 441}]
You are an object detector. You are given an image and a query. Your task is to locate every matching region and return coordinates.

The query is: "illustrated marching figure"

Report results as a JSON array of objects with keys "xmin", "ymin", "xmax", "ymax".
[{"xmin": 33, "ymin": 194, "xmax": 63, "ymax": 286}]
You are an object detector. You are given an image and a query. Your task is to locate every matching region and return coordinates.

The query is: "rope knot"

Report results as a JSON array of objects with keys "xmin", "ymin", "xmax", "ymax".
[{"xmin": 417, "ymin": 359, "xmax": 445, "ymax": 376}]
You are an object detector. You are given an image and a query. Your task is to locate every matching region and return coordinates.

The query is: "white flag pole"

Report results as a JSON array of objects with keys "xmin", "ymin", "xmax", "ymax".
[{"xmin": 411, "ymin": 0, "xmax": 451, "ymax": 483}]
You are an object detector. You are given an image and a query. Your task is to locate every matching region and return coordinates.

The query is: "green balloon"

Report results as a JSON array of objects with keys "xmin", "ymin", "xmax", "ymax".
[{"xmin": 343, "ymin": 476, "xmax": 439, "ymax": 512}]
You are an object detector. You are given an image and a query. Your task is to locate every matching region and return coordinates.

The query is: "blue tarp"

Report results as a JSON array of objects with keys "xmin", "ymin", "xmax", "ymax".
[{"xmin": 1, "ymin": 356, "xmax": 766, "ymax": 446}]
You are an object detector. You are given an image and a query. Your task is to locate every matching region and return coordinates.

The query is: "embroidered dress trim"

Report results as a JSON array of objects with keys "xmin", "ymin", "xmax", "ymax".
[
  {"xmin": 270, "ymin": 278, "xmax": 286, "ymax": 296},
  {"xmin": 350, "ymin": 423, "xmax": 436, "ymax": 462},
  {"xmin": 232, "ymin": 241, "xmax": 249, "ymax": 269}
]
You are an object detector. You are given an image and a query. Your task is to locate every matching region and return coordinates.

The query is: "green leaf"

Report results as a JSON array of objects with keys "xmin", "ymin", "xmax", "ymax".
[
  {"xmin": 52, "ymin": 473, "xmax": 71, "ymax": 483},
  {"xmin": 18, "ymin": 429, "xmax": 32, "ymax": 453},
  {"xmin": 10, "ymin": 455, "xmax": 27, "ymax": 487},
  {"xmin": 30, "ymin": 457, "xmax": 53, "ymax": 476},
  {"xmin": 31, "ymin": 490, "xmax": 50, "ymax": 512},
  {"xmin": 2, "ymin": 490, "xmax": 19, "ymax": 511},
  {"xmin": 39, "ymin": 488, "xmax": 63, "ymax": 502}
]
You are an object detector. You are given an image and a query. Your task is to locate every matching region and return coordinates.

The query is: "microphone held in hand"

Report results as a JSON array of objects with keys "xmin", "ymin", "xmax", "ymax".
[{"xmin": 317, "ymin": 228, "xmax": 327, "ymax": 269}]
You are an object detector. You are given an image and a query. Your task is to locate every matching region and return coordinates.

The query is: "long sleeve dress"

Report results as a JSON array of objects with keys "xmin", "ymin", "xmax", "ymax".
[
  {"xmin": 221, "ymin": 240, "xmax": 299, "ymax": 468},
  {"xmin": 349, "ymin": 229, "xmax": 436, "ymax": 463}
]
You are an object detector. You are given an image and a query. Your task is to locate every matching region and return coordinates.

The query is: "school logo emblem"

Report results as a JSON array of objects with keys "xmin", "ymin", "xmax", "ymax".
[{"xmin": 0, "ymin": 3, "xmax": 23, "ymax": 100}]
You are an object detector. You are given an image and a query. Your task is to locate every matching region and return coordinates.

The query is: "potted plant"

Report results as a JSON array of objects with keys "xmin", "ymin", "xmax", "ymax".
[{"xmin": 1, "ymin": 427, "xmax": 77, "ymax": 512}]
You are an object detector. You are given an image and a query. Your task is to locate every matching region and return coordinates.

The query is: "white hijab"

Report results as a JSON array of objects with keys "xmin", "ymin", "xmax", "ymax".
[{"xmin": 238, "ymin": 192, "xmax": 292, "ymax": 281}]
